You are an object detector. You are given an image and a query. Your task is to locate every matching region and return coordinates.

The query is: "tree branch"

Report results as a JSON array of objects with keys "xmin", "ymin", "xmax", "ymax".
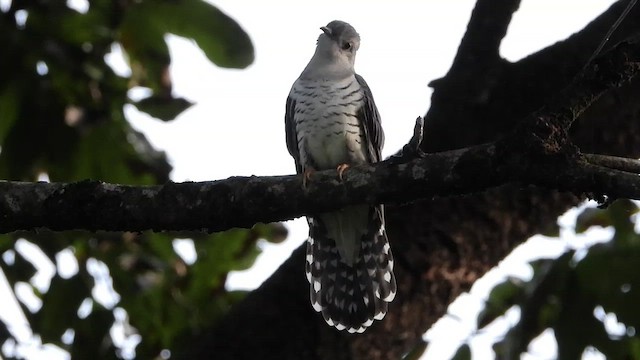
[
  {"xmin": 1, "ymin": 39, "xmax": 638, "ymax": 234},
  {"xmin": 426, "ymin": 0, "xmax": 521, "ymax": 152},
  {"xmin": 2, "ymin": 144, "xmax": 639, "ymax": 234},
  {"xmin": 448, "ymin": 0, "xmax": 520, "ymax": 73},
  {"xmin": 585, "ymin": 153, "xmax": 640, "ymax": 173},
  {"xmin": 506, "ymin": 39, "xmax": 640, "ymax": 157}
]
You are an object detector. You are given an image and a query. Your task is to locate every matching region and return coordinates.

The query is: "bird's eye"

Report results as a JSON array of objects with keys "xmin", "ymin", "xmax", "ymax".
[{"xmin": 341, "ymin": 42, "xmax": 352, "ymax": 50}]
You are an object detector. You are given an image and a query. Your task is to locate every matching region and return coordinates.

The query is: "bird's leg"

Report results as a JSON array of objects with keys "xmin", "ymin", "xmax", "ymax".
[
  {"xmin": 303, "ymin": 166, "xmax": 316, "ymax": 188},
  {"xmin": 336, "ymin": 163, "xmax": 350, "ymax": 181}
]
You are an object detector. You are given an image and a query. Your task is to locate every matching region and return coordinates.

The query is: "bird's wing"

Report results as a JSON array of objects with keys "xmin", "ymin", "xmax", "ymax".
[
  {"xmin": 355, "ymin": 74, "xmax": 384, "ymax": 163},
  {"xmin": 285, "ymin": 95, "xmax": 303, "ymax": 174}
]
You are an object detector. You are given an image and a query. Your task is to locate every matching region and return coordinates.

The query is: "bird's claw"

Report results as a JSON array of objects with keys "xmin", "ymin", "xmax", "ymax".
[
  {"xmin": 303, "ymin": 168, "xmax": 316, "ymax": 188},
  {"xmin": 336, "ymin": 163, "xmax": 350, "ymax": 181}
]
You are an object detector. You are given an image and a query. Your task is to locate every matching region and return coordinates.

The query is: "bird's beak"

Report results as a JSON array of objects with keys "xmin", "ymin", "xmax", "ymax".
[{"xmin": 320, "ymin": 26, "xmax": 332, "ymax": 37}]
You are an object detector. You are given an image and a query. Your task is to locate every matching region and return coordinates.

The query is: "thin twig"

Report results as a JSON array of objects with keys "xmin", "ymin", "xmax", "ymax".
[
  {"xmin": 584, "ymin": 153, "xmax": 640, "ymax": 174},
  {"xmin": 584, "ymin": 0, "xmax": 638, "ymax": 69}
]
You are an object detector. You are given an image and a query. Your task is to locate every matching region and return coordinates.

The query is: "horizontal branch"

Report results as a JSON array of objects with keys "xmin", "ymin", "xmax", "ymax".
[
  {"xmin": 1, "ymin": 40, "xmax": 639, "ymax": 235},
  {"xmin": 0, "ymin": 146, "xmax": 487, "ymax": 233},
  {"xmin": 0, "ymin": 145, "xmax": 639, "ymax": 234},
  {"xmin": 585, "ymin": 153, "xmax": 640, "ymax": 173}
]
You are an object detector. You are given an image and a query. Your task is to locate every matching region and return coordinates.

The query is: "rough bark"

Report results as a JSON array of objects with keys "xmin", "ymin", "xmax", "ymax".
[
  {"xmin": 181, "ymin": 1, "xmax": 640, "ymax": 359},
  {"xmin": 3, "ymin": 145, "xmax": 640, "ymax": 234}
]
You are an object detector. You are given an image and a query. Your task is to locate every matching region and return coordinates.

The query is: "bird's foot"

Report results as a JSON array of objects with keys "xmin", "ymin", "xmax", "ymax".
[
  {"xmin": 302, "ymin": 167, "xmax": 316, "ymax": 188},
  {"xmin": 336, "ymin": 163, "xmax": 350, "ymax": 181}
]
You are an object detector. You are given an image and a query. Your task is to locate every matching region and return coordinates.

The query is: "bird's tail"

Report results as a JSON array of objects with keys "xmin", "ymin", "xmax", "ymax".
[{"xmin": 305, "ymin": 205, "xmax": 396, "ymax": 333}]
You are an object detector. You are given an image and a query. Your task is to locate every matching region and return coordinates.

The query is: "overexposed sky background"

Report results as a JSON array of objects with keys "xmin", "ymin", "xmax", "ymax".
[{"xmin": 0, "ymin": 0, "xmax": 624, "ymax": 359}]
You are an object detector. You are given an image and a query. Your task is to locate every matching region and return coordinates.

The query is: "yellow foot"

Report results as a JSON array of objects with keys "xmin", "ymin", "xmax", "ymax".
[
  {"xmin": 303, "ymin": 167, "xmax": 316, "ymax": 188},
  {"xmin": 336, "ymin": 163, "xmax": 350, "ymax": 181}
]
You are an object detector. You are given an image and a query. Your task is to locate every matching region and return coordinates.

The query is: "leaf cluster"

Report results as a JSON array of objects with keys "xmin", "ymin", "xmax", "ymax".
[{"xmin": 0, "ymin": 1, "xmax": 263, "ymax": 358}]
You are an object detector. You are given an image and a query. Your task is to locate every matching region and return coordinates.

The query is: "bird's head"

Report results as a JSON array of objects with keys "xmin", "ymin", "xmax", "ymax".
[{"xmin": 315, "ymin": 20, "xmax": 360, "ymax": 68}]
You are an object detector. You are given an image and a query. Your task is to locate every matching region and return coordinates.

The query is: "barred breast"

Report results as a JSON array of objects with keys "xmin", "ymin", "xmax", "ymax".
[{"xmin": 289, "ymin": 76, "xmax": 367, "ymax": 171}]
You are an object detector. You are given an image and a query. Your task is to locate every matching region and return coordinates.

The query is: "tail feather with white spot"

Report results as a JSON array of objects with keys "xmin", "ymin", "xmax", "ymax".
[{"xmin": 305, "ymin": 205, "xmax": 396, "ymax": 333}]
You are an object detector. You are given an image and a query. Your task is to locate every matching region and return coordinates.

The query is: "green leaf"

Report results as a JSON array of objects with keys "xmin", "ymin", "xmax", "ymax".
[
  {"xmin": 0, "ymin": 319, "xmax": 11, "ymax": 345},
  {"xmin": 540, "ymin": 222, "xmax": 561, "ymax": 237},
  {"xmin": 630, "ymin": 337, "xmax": 640, "ymax": 358},
  {"xmin": 3, "ymin": 251, "xmax": 38, "ymax": 285},
  {"xmin": 0, "ymin": 0, "xmax": 253, "ymax": 356},
  {"xmin": 451, "ymin": 344, "xmax": 471, "ymax": 360},
  {"xmin": 575, "ymin": 243, "xmax": 640, "ymax": 329},
  {"xmin": 71, "ymin": 304, "xmax": 118, "ymax": 360},
  {"xmin": 608, "ymin": 199, "xmax": 640, "ymax": 245},
  {"xmin": 575, "ymin": 200, "xmax": 639, "ymax": 243},
  {"xmin": 156, "ymin": 0, "xmax": 253, "ymax": 69},
  {"xmin": 27, "ymin": 4, "xmax": 111, "ymax": 46},
  {"xmin": 497, "ymin": 253, "xmax": 573, "ymax": 359},
  {"xmin": 402, "ymin": 341, "xmax": 427, "ymax": 360},
  {"xmin": 48, "ymin": 119, "xmax": 163, "ymax": 184},
  {"xmin": 107, "ymin": 229, "xmax": 260, "ymax": 357},
  {"xmin": 0, "ymin": 85, "xmax": 20, "ymax": 146},
  {"xmin": 32, "ymin": 274, "xmax": 92, "ymax": 343},
  {"xmin": 119, "ymin": 0, "xmax": 254, "ymax": 92},
  {"xmin": 554, "ymin": 283, "xmax": 604, "ymax": 360},
  {"xmin": 252, "ymin": 222, "xmax": 289, "ymax": 244},
  {"xmin": 57, "ymin": 8, "xmax": 111, "ymax": 45},
  {"xmin": 133, "ymin": 96, "xmax": 193, "ymax": 121},
  {"xmin": 575, "ymin": 207, "xmax": 611, "ymax": 233},
  {"xmin": 477, "ymin": 278, "xmax": 523, "ymax": 328},
  {"xmin": 119, "ymin": 5, "xmax": 171, "ymax": 92},
  {"xmin": 554, "ymin": 270, "xmax": 636, "ymax": 360},
  {"xmin": 188, "ymin": 229, "xmax": 261, "ymax": 297}
]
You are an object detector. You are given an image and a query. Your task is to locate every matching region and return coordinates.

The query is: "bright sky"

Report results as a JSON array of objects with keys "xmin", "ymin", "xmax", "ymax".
[{"xmin": 0, "ymin": 0, "xmax": 623, "ymax": 359}]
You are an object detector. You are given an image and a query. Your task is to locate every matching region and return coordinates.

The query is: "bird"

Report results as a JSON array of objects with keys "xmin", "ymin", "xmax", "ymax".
[{"xmin": 284, "ymin": 20, "xmax": 396, "ymax": 333}]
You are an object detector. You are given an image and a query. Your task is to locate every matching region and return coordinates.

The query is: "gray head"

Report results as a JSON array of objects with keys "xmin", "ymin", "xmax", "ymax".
[
  {"xmin": 320, "ymin": 20, "xmax": 360, "ymax": 50},
  {"xmin": 303, "ymin": 20, "xmax": 361, "ymax": 78}
]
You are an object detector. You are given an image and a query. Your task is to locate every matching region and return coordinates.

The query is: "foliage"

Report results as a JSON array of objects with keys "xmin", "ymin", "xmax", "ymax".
[
  {"xmin": 461, "ymin": 199, "xmax": 640, "ymax": 359},
  {"xmin": 0, "ymin": 1, "xmax": 270, "ymax": 358}
]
